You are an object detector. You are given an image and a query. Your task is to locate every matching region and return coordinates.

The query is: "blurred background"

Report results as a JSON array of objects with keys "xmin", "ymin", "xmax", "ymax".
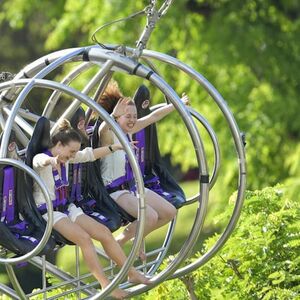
[{"xmin": 0, "ymin": 0, "xmax": 299, "ymax": 298}]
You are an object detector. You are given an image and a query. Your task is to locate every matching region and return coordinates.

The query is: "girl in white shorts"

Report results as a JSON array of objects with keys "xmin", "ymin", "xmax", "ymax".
[{"xmin": 33, "ymin": 119, "xmax": 150, "ymax": 299}]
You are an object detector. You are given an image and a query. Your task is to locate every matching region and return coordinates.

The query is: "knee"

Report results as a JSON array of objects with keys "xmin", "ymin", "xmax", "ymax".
[
  {"xmin": 145, "ymin": 209, "xmax": 159, "ymax": 227},
  {"xmin": 98, "ymin": 224, "xmax": 115, "ymax": 244},
  {"xmin": 76, "ymin": 230, "xmax": 92, "ymax": 247},
  {"xmin": 159, "ymin": 203, "xmax": 177, "ymax": 223},
  {"xmin": 166, "ymin": 205, "xmax": 177, "ymax": 221}
]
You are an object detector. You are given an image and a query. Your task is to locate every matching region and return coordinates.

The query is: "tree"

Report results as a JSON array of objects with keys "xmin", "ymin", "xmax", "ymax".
[
  {"xmin": 0, "ymin": 0, "xmax": 299, "ymax": 190},
  {"xmin": 137, "ymin": 185, "xmax": 300, "ymax": 299}
]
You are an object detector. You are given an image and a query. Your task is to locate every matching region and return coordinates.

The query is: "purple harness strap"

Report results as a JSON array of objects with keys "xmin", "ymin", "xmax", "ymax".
[
  {"xmin": 134, "ymin": 130, "xmax": 145, "ymax": 174},
  {"xmin": 135, "ymin": 130, "xmax": 174, "ymax": 201},
  {"xmin": 106, "ymin": 175, "xmax": 128, "ymax": 189},
  {"xmin": 8, "ymin": 221, "xmax": 28, "ymax": 231},
  {"xmin": 105, "ymin": 134, "xmax": 137, "ymax": 193},
  {"xmin": 43, "ymin": 150, "xmax": 68, "ymax": 211},
  {"xmin": 69, "ymin": 165, "xmax": 109, "ymax": 222},
  {"xmin": 16, "ymin": 234, "xmax": 39, "ymax": 245},
  {"xmin": 1, "ymin": 167, "xmax": 38, "ymax": 243},
  {"xmin": 1, "ymin": 167, "xmax": 15, "ymax": 223},
  {"xmin": 144, "ymin": 175, "xmax": 173, "ymax": 200},
  {"xmin": 70, "ymin": 163, "xmax": 82, "ymax": 202},
  {"xmin": 89, "ymin": 211, "xmax": 109, "ymax": 222}
]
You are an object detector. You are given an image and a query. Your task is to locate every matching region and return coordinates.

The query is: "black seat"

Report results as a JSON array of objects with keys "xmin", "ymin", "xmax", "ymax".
[
  {"xmin": 25, "ymin": 117, "xmax": 72, "ymax": 246},
  {"xmin": 0, "ymin": 132, "xmax": 56, "ymax": 256},
  {"xmin": 69, "ymin": 107, "xmax": 135, "ymax": 232},
  {"xmin": 88, "ymin": 119, "xmax": 136, "ymax": 231},
  {"xmin": 133, "ymin": 85, "xmax": 186, "ymax": 209}
]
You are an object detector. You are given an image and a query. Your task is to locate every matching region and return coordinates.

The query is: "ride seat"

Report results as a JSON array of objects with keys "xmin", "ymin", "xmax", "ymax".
[
  {"xmin": 0, "ymin": 132, "xmax": 56, "ymax": 256},
  {"xmin": 132, "ymin": 85, "xmax": 186, "ymax": 209},
  {"xmin": 25, "ymin": 117, "xmax": 73, "ymax": 246}
]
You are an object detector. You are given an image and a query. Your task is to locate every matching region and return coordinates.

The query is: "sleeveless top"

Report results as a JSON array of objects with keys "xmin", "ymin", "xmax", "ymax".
[{"xmin": 100, "ymin": 133, "xmax": 131, "ymax": 186}]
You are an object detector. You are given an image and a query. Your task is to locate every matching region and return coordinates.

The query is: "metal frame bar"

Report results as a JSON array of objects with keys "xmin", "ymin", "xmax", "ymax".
[
  {"xmin": 0, "ymin": 42, "xmax": 245, "ymax": 298},
  {"xmin": 0, "ymin": 46, "xmax": 209, "ymax": 298},
  {"xmin": 0, "ymin": 76, "xmax": 147, "ymax": 299},
  {"xmin": 0, "ymin": 158, "xmax": 54, "ymax": 265},
  {"xmin": 1, "ymin": 49, "xmax": 206, "ymax": 286},
  {"xmin": 86, "ymin": 45, "xmax": 246, "ymax": 296},
  {"xmin": 1, "ymin": 54, "xmax": 177, "ymax": 293}
]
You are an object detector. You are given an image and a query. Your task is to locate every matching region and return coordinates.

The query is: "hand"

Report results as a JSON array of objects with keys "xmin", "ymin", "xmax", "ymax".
[
  {"xmin": 181, "ymin": 93, "xmax": 190, "ymax": 106},
  {"xmin": 49, "ymin": 156, "xmax": 59, "ymax": 169},
  {"xmin": 112, "ymin": 98, "xmax": 130, "ymax": 119},
  {"xmin": 130, "ymin": 140, "xmax": 139, "ymax": 150}
]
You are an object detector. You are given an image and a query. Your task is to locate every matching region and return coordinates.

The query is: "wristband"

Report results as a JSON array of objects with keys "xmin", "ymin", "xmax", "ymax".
[{"xmin": 108, "ymin": 145, "xmax": 114, "ymax": 153}]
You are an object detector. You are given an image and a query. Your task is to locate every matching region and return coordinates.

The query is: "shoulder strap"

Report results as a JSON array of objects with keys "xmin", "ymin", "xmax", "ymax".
[
  {"xmin": 43, "ymin": 149, "xmax": 68, "ymax": 207},
  {"xmin": 1, "ymin": 166, "xmax": 15, "ymax": 223},
  {"xmin": 70, "ymin": 163, "xmax": 82, "ymax": 202}
]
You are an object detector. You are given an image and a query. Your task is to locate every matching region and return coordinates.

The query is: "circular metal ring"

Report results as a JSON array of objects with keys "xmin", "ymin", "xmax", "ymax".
[{"xmin": 0, "ymin": 158, "xmax": 53, "ymax": 264}]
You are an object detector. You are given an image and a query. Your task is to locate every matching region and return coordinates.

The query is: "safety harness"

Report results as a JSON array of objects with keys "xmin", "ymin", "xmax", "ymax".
[
  {"xmin": 37, "ymin": 150, "xmax": 68, "ymax": 215},
  {"xmin": 70, "ymin": 162, "xmax": 109, "ymax": 223},
  {"xmin": 105, "ymin": 135, "xmax": 137, "ymax": 194},
  {"xmin": 134, "ymin": 130, "xmax": 177, "ymax": 203},
  {"xmin": 1, "ymin": 166, "xmax": 38, "ymax": 245}
]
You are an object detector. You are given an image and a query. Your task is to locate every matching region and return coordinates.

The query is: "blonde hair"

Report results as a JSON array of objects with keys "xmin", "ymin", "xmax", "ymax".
[{"xmin": 58, "ymin": 119, "xmax": 72, "ymax": 131}]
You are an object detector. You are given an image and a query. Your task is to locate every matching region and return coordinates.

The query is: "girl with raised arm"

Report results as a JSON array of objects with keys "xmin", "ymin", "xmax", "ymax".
[{"xmin": 97, "ymin": 81, "xmax": 189, "ymax": 260}]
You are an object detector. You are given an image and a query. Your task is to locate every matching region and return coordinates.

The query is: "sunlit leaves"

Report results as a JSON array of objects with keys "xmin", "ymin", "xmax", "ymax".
[
  {"xmin": 139, "ymin": 186, "xmax": 299, "ymax": 299},
  {"xmin": 0, "ymin": 0, "xmax": 299, "ymax": 190}
]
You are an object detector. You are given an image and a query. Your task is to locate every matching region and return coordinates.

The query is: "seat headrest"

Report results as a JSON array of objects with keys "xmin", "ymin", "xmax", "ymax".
[
  {"xmin": 132, "ymin": 85, "xmax": 151, "ymax": 119},
  {"xmin": 26, "ymin": 117, "xmax": 50, "ymax": 166},
  {"xmin": 70, "ymin": 107, "xmax": 85, "ymax": 129}
]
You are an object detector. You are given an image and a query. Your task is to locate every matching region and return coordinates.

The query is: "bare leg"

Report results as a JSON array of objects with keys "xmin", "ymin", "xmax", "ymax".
[
  {"xmin": 145, "ymin": 189, "xmax": 177, "ymax": 229},
  {"xmin": 114, "ymin": 190, "xmax": 176, "ymax": 243},
  {"xmin": 75, "ymin": 214, "xmax": 150, "ymax": 285},
  {"xmin": 113, "ymin": 192, "xmax": 158, "ymax": 246},
  {"xmin": 54, "ymin": 218, "xmax": 127, "ymax": 299}
]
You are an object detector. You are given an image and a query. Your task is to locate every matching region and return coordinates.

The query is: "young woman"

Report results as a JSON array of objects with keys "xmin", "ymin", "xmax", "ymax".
[
  {"xmin": 97, "ymin": 81, "xmax": 189, "ymax": 260},
  {"xmin": 32, "ymin": 119, "xmax": 150, "ymax": 299}
]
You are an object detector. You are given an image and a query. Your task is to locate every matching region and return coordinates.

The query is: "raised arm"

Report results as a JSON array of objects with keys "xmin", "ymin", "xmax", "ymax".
[
  {"xmin": 99, "ymin": 98, "xmax": 129, "ymax": 136},
  {"xmin": 131, "ymin": 93, "xmax": 189, "ymax": 133}
]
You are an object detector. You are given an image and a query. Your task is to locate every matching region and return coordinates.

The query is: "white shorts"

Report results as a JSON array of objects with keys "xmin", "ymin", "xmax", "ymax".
[
  {"xmin": 42, "ymin": 203, "xmax": 84, "ymax": 225},
  {"xmin": 110, "ymin": 188, "xmax": 150, "ymax": 201}
]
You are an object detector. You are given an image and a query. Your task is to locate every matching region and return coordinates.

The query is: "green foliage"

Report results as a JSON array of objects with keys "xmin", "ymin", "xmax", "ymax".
[
  {"xmin": 0, "ymin": 0, "xmax": 300, "ymax": 190},
  {"xmin": 138, "ymin": 185, "xmax": 300, "ymax": 299}
]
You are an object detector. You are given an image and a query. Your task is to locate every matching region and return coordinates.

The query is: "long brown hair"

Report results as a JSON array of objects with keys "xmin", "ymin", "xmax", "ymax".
[{"xmin": 95, "ymin": 80, "xmax": 124, "ymax": 115}]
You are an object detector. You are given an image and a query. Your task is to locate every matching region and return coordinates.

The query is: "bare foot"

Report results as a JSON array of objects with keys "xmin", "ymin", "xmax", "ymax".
[
  {"xmin": 128, "ymin": 270, "xmax": 151, "ymax": 285},
  {"xmin": 111, "ymin": 288, "xmax": 128, "ymax": 299}
]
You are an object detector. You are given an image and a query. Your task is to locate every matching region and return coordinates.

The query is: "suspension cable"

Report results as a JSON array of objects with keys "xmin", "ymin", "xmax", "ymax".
[
  {"xmin": 91, "ymin": 9, "xmax": 145, "ymax": 49},
  {"xmin": 91, "ymin": 0, "xmax": 173, "ymax": 55}
]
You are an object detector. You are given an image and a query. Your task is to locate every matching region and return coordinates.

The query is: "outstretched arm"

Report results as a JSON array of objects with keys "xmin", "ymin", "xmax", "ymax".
[
  {"xmin": 33, "ymin": 153, "xmax": 60, "ymax": 169},
  {"xmin": 131, "ymin": 93, "xmax": 189, "ymax": 133},
  {"xmin": 92, "ymin": 143, "xmax": 123, "ymax": 160}
]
